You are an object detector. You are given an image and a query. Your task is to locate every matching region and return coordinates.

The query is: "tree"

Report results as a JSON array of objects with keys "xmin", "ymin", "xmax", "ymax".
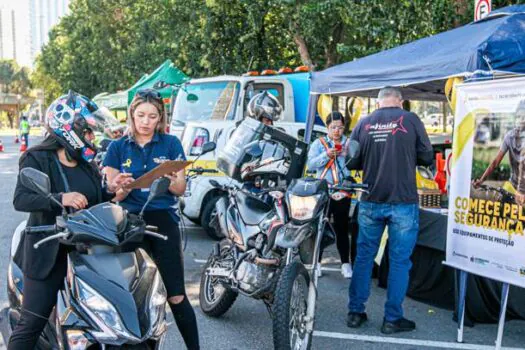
[
  {"xmin": 31, "ymin": 56, "xmax": 62, "ymax": 107},
  {"xmin": 33, "ymin": 0, "xmax": 524, "ymax": 101},
  {"xmin": 0, "ymin": 60, "xmax": 33, "ymax": 128},
  {"xmin": 0, "ymin": 60, "xmax": 17, "ymax": 93}
]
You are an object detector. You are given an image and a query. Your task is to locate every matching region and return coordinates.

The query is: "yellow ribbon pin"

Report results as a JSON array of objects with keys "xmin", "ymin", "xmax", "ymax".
[{"xmin": 122, "ymin": 159, "xmax": 132, "ymax": 168}]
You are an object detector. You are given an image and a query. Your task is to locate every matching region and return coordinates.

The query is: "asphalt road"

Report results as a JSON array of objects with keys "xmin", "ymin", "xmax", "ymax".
[{"xmin": 0, "ymin": 134, "xmax": 523, "ymax": 349}]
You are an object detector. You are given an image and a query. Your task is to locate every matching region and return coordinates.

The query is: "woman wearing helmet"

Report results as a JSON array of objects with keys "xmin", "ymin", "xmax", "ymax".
[
  {"xmin": 9, "ymin": 91, "xmax": 128, "ymax": 349},
  {"xmin": 247, "ymin": 91, "xmax": 283, "ymax": 126}
]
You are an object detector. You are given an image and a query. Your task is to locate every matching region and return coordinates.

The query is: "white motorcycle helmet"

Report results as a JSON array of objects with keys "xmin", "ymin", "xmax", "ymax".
[{"xmin": 247, "ymin": 91, "xmax": 283, "ymax": 124}]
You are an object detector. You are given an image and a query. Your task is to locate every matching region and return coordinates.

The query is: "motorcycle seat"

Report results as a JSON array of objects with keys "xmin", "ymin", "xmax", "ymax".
[{"xmin": 235, "ymin": 191, "xmax": 272, "ymax": 226}]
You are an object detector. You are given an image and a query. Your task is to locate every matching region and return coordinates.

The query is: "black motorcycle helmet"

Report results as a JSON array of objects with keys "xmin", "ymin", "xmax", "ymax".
[{"xmin": 247, "ymin": 91, "xmax": 283, "ymax": 123}]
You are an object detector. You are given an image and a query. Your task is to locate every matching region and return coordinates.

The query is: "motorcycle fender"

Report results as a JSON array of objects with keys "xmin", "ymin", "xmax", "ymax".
[
  {"xmin": 214, "ymin": 196, "xmax": 229, "ymax": 239},
  {"xmin": 275, "ymin": 222, "xmax": 315, "ymax": 249}
]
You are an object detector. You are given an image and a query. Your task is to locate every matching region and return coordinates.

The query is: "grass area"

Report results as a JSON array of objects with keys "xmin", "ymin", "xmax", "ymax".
[
  {"xmin": 474, "ymin": 145, "xmax": 510, "ymax": 166},
  {"xmin": 0, "ymin": 128, "xmax": 43, "ymax": 136},
  {"xmin": 472, "ymin": 146, "xmax": 511, "ymax": 181}
]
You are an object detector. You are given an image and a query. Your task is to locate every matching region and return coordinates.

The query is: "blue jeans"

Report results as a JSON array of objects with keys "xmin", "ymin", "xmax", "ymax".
[
  {"xmin": 348, "ymin": 201, "xmax": 419, "ymax": 322},
  {"xmin": 22, "ymin": 133, "xmax": 29, "ymax": 146}
]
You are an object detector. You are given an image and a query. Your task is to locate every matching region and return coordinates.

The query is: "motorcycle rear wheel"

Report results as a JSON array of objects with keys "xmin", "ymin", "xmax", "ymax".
[
  {"xmin": 199, "ymin": 253, "xmax": 238, "ymax": 317},
  {"xmin": 272, "ymin": 262, "xmax": 312, "ymax": 350}
]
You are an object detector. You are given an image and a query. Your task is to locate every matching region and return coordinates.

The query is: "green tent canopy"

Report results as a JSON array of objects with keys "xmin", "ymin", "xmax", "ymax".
[
  {"xmin": 93, "ymin": 60, "xmax": 189, "ymax": 111},
  {"xmin": 127, "ymin": 59, "xmax": 189, "ymax": 104}
]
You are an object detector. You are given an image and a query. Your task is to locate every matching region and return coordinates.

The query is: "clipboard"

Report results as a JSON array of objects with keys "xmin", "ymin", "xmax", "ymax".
[{"xmin": 124, "ymin": 160, "xmax": 192, "ymax": 189}]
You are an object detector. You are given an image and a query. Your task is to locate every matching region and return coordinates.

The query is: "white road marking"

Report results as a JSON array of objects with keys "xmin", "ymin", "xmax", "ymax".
[{"xmin": 313, "ymin": 331, "xmax": 525, "ymax": 350}]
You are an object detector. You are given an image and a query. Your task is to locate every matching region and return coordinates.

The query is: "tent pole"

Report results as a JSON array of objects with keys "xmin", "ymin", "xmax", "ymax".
[
  {"xmin": 304, "ymin": 94, "xmax": 318, "ymax": 144},
  {"xmin": 443, "ymin": 102, "xmax": 447, "ymax": 133}
]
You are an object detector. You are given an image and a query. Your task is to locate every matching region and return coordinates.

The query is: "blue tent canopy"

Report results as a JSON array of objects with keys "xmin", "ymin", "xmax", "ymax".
[{"xmin": 310, "ymin": 5, "xmax": 525, "ymax": 101}]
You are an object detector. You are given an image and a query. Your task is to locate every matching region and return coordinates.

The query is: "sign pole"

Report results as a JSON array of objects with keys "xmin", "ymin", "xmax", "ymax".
[
  {"xmin": 495, "ymin": 283, "xmax": 510, "ymax": 350},
  {"xmin": 456, "ymin": 269, "xmax": 468, "ymax": 343}
]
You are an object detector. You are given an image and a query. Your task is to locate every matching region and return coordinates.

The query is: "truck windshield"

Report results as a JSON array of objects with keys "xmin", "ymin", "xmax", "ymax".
[{"xmin": 172, "ymin": 81, "xmax": 240, "ymax": 125}]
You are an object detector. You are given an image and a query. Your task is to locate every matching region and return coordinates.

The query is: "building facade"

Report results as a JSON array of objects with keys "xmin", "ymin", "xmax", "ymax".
[{"xmin": 29, "ymin": 0, "xmax": 70, "ymax": 64}]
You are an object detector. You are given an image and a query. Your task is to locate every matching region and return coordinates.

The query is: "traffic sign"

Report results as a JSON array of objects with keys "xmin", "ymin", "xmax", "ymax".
[{"xmin": 475, "ymin": 0, "xmax": 491, "ymax": 21}]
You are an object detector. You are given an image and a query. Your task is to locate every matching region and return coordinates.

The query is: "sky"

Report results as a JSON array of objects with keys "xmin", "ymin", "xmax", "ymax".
[{"xmin": 0, "ymin": 0, "xmax": 31, "ymax": 67}]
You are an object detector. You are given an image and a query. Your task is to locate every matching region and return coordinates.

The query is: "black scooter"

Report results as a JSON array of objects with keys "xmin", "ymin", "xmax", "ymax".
[{"xmin": 7, "ymin": 168, "xmax": 171, "ymax": 349}]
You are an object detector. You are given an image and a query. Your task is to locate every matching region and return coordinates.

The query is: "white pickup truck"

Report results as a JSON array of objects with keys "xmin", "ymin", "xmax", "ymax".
[{"xmin": 169, "ymin": 73, "xmax": 326, "ymax": 238}]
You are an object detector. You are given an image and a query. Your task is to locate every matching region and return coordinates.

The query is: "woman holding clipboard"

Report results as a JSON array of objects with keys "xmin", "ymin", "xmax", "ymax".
[{"xmin": 103, "ymin": 89, "xmax": 200, "ymax": 349}]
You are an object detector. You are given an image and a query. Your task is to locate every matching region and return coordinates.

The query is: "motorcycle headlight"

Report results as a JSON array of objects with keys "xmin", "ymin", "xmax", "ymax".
[
  {"xmin": 65, "ymin": 330, "xmax": 90, "ymax": 350},
  {"xmin": 149, "ymin": 272, "xmax": 167, "ymax": 334},
  {"xmin": 76, "ymin": 278, "xmax": 135, "ymax": 341},
  {"xmin": 288, "ymin": 194, "xmax": 320, "ymax": 221}
]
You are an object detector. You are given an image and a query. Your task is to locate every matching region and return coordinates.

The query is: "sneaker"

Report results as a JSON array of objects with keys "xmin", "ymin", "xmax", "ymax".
[
  {"xmin": 341, "ymin": 263, "xmax": 353, "ymax": 279},
  {"xmin": 315, "ymin": 263, "xmax": 323, "ymax": 278},
  {"xmin": 381, "ymin": 317, "xmax": 416, "ymax": 334},
  {"xmin": 347, "ymin": 312, "xmax": 367, "ymax": 328}
]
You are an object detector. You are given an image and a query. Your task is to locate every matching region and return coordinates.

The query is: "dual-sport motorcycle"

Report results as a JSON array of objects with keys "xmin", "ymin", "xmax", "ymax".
[
  {"xmin": 199, "ymin": 119, "xmax": 367, "ymax": 349},
  {"xmin": 7, "ymin": 168, "xmax": 172, "ymax": 349}
]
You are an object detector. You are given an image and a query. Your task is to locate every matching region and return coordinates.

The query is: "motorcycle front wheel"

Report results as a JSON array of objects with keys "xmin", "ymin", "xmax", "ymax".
[
  {"xmin": 199, "ymin": 252, "xmax": 238, "ymax": 317},
  {"xmin": 273, "ymin": 261, "xmax": 312, "ymax": 350}
]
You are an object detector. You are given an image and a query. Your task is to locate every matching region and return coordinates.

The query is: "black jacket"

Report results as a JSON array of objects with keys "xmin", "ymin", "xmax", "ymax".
[{"xmin": 13, "ymin": 149, "xmax": 111, "ymax": 280}]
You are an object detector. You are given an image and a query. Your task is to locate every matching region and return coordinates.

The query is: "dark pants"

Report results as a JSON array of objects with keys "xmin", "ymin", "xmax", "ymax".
[
  {"xmin": 8, "ymin": 247, "xmax": 67, "ymax": 350},
  {"xmin": 21, "ymin": 133, "xmax": 28, "ymax": 147},
  {"xmin": 320, "ymin": 198, "xmax": 351, "ymax": 264},
  {"xmin": 141, "ymin": 211, "xmax": 200, "ymax": 350},
  {"xmin": 348, "ymin": 202, "xmax": 419, "ymax": 321}
]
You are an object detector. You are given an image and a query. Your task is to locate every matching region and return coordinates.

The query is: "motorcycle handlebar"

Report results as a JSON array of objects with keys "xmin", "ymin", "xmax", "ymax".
[
  {"xmin": 188, "ymin": 168, "xmax": 219, "ymax": 174},
  {"xmin": 332, "ymin": 183, "xmax": 369, "ymax": 191},
  {"xmin": 25, "ymin": 225, "xmax": 57, "ymax": 235}
]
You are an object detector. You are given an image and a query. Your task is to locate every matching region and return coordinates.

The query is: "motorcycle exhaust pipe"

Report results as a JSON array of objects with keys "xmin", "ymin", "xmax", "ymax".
[{"xmin": 254, "ymin": 257, "xmax": 280, "ymax": 266}]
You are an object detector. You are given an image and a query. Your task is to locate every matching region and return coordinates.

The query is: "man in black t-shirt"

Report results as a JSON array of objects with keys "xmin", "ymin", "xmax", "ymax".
[{"xmin": 346, "ymin": 87, "xmax": 433, "ymax": 334}]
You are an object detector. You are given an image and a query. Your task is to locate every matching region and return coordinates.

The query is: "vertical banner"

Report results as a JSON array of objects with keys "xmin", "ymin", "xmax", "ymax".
[{"xmin": 446, "ymin": 77, "xmax": 525, "ymax": 288}]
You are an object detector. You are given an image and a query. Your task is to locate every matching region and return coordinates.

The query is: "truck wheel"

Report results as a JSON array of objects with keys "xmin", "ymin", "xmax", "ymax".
[
  {"xmin": 201, "ymin": 195, "xmax": 225, "ymax": 240},
  {"xmin": 273, "ymin": 262, "xmax": 312, "ymax": 350}
]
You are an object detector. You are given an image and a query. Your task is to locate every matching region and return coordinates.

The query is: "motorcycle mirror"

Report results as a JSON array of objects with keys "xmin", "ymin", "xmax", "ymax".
[
  {"xmin": 244, "ymin": 141, "xmax": 263, "ymax": 157},
  {"xmin": 200, "ymin": 141, "xmax": 216, "ymax": 155},
  {"xmin": 20, "ymin": 168, "xmax": 51, "ymax": 196},
  {"xmin": 349, "ymin": 140, "xmax": 360, "ymax": 159},
  {"xmin": 139, "ymin": 177, "xmax": 171, "ymax": 218},
  {"xmin": 148, "ymin": 177, "xmax": 171, "ymax": 202}
]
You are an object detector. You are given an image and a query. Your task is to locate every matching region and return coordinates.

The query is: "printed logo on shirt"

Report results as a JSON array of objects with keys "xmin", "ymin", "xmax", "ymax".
[
  {"xmin": 122, "ymin": 159, "xmax": 132, "ymax": 168},
  {"xmin": 365, "ymin": 116, "xmax": 408, "ymax": 134},
  {"xmin": 364, "ymin": 116, "xmax": 408, "ymax": 143},
  {"xmin": 153, "ymin": 156, "xmax": 169, "ymax": 164}
]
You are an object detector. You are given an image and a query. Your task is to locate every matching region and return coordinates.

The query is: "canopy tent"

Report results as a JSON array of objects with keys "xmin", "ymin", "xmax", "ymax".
[
  {"xmin": 127, "ymin": 59, "xmax": 189, "ymax": 104},
  {"xmin": 309, "ymin": 5, "xmax": 525, "ymax": 102},
  {"xmin": 93, "ymin": 60, "xmax": 189, "ymax": 109}
]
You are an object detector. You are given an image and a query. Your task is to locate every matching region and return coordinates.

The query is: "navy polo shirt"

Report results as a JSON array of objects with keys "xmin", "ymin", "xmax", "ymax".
[{"xmin": 103, "ymin": 133, "xmax": 186, "ymax": 218}]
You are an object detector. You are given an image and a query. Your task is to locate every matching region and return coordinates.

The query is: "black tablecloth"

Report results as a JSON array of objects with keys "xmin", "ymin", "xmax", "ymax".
[{"xmin": 376, "ymin": 209, "xmax": 525, "ymax": 324}]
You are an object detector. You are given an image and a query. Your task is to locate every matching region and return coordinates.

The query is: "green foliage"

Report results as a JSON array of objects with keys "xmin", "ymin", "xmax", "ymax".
[
  {"xmin": 30, "ymin": 57, "xmax": 62, "ymax": 106},
  {"xmin": 32, "ymin": 0, "xmax": 524, "ymax": 99}
]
